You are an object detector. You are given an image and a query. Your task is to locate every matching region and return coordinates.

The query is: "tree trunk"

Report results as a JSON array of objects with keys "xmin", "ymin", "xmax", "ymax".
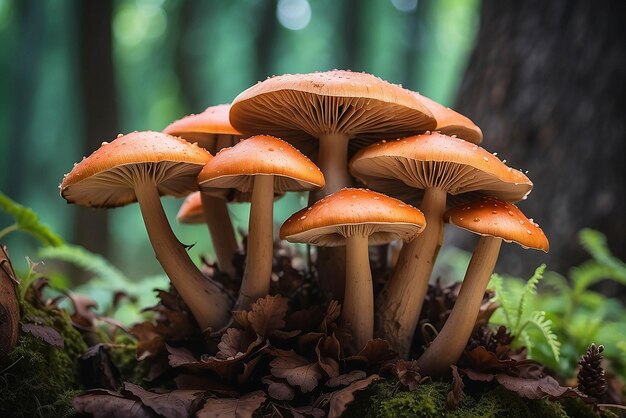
[
  {"xmin": 451, "ymin": 0, "xmax": 626, "ymax": 280},
  {"xmin": 74, "ymin": 0, "xmax": 118, "ymax": 259}
]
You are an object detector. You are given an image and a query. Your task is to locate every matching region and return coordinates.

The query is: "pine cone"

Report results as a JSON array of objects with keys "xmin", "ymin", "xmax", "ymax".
[{"xmin": 577, "ymin": 343, "xmax": 607, "ymax": 400}]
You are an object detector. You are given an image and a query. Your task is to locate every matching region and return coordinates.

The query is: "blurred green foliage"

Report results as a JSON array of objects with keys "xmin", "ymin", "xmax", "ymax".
[{"xmin": 0, "ymin": 0, "xmax": 479, "ymax": 280}]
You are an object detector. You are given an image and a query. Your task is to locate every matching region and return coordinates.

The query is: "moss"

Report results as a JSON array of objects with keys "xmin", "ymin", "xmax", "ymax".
[
  {"xmin": 109, "ymin": 334, "xmax": 150, "ymax": 384},
  {"xmin": 0, "ymin": 297, "xmax": 87, "ymax": 418},
  {"xmin": 344, "ymin": 380, "xmax": 600, "ymax": 418}
]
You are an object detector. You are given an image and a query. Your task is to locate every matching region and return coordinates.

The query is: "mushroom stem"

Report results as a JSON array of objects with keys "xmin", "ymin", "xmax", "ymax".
[
  {"xmin": 200, "ymin": 193, "xmax": 238, "ymax": 277},
  {"xmin": 342, "ymin": 233, "xmax": 374, "ymax": 351},
  {"xmin": 312, "ymin": 134, "xmax": 351, "ymax": 300},
  {"xmin": 417, "ymin": 236, "xmax": 502, "ymax": 377},
  {"xmin": 134, "ymin": 181, "xmax": 231, "ymax": 331},
  {"xmin": 376, "ymin": 187, "xmax": 447, "ymax": 358},
  {"xmin": 236, "ymin": 175, "xmax": 274, "ymax": 310}
]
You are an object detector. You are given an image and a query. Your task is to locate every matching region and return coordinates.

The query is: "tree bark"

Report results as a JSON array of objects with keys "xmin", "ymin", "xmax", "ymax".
[
  {"xmin": 451, "ymin": 0, "xmax": 626, "ymax": 279},
  {"xmin": 0, "ymin": 245, "xmax": 19, "ymax": 358},
  {"xmin": 74, "ymin": 0, "xmax": 118, "ymax": 259}
]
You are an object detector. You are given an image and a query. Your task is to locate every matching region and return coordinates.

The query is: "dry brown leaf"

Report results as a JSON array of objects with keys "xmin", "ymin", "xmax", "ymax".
[
  {"xmin": 215, "ymin": 328, "xmax": 257, "ymax": 360},
  {"xmin": 79, "ymin": 344, "xmax": 121, "ymax": 390},
  {"xmin": 73, "ymin": 389, "xmax": 157, "ymax": 418},
  {"xmin": 196, "ymin": 391, "xmax": 266, "ymax": 418},
  {"xmin": 345, "ymin": 339, "xmax": 396, "ymax": 366},
  {"xmin": 248, "ymin": 295, "xmax": 288, "ymax": 337},
  {"xmin": 326, "ymin": 370, "xmax": 367, "ymax": 388},
  {"xmin": 393, "ymin": 360, "xmax": 426, "ymax": 391},
  {"xmin": 447, "ymin": 365, "xmax": 465, "ymax": 409},
  {"xmin": 317, "ymin": 374, "xmax": 380, "ymax": 418},
  {"xmin": 316, "ymin": 335, "xmax": 341, "ymax": 378},
  {"xmin": 262, "ymin": 376, "xmax": 296, "ymax": 400},
  {"xmin": 21, "ymin": 322, "xmax": 64, "ymax": 348},
  {"xmin": 320, "ymin": 300, "xmax": 341, "ymax": 333},
  {"xmin": 495, "ymin": 374, "xmax": 589, "ymax": 401},
  {"xmin": 122, "ymin": 382, "xmax": 204, "ymax": 418},
  {"xmin": 270, "ymin": 350, "xmax": 324, "ymax": 392}
]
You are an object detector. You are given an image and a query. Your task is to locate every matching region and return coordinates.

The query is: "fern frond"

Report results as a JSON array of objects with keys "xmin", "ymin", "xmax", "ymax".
[
  {"xmin": 489, "ymin": 273, "xmax": 515, "ymax": 327},
  {"xmin": 515, "ymin": 264, "xmax": 546, "ymax": 333},
  {"xmin": 0, "ymin": 192, "xmax": 63, "ymax": 246},
  {"xmin": 572, "ymin": 260, "xmax": 626, "ymax": 295},
  {"xmin": 528, "ymin": 311, "xmax": 561, "ymax": 362},
  {"xmin": 579, "ymin": 229, "xmax": 626, "ymax": 278},
  {"xmin": 38, "ymin": 244, "xmax": 129, "ymax": 287}
]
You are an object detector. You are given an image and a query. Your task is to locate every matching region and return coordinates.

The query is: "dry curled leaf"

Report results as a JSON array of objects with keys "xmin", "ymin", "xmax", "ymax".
[
  {"xmin": 345, "ymin": 339, "xmax": 396, "ymax": 367},
  {"xmin": 248, "ymin": 295, "xmax": 288, "ymax": 337},
  {"xmin": 197, "ymin": 390, "xmax": 266, "ymax": 418},
  {"xmin": 392, "ymin": 360, "xmax": 427, "ymax": 391},
  {"xmin": 79, "ymin": 344, "xmax": 121, "ymax": 390},
  {"xmin": 270, "ymin": 350, "xmax": 324, "ymax": 393},
  {"xmin": 316, "ymin": 374, "xmax": 380, "ymax": 418},
  {"xmin": 447, "ymin": 365, "xmax": 465, "ymax": 409},
  {"xmin": 21, "ymin": 322, "xmax": 64, "ymax": 348},
  {"xmin": 215, "ymin": 328, "xmax": 258, "ymax": 360},
  {"xmin": 122, "ymin": 382, "xmax": 204, "ymax": 418},
  {"xmin": 73, "ymin": 389, "xmax": 157, "ymax": 418},
  {"xmin": 495, "ymin": 374, "xmax": 589, "ymax": 401},
  {"xmin": 316, "ymin": 335, "xmax": 341, "ymax": 378}
]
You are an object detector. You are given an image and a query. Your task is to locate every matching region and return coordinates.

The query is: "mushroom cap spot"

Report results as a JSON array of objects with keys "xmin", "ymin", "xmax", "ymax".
[
  {"xmin": 60, "ymin": 131, "xmax": 211, "ymax": 208},
  {"xmin": 416, "ymin": 93, "xmax": 483, "ymax": 144},
  {"xmin": 177, "ymin": 191, "xmax": 205, "ymax": 224},
  {"xmin": 163, "ymin": 104, "xmax": 243, "ymax": 153},
  {"xmin": 229, "ymin": 70, "xmax": 436, "ymax": 159},
  {"xmin": 280, "ymin": 188, "xmax": 426, "ymax": 247},
  {"xmin": 444, "ymin": 196, "xmax": 549, "ymax": 252},
  {"xmin": 198, "ymin": 135, "xmax": 325, "ymax": 193},
  {"xmin": 349, "ymin": 132, "xmax": 532, "ymax": 204}
]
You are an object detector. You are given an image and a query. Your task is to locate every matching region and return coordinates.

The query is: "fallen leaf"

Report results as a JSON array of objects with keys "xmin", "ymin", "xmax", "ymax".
[
  {"xmin": 345, "ymin": 339, "xmax": 396, "ymax": 366},
  {"xmin": 196, "ymin": 391, "xmax": 266, "ymax": 418},
  {"xmin": 317, "ymin": 374, "xmax": 380, "ymax": 418},
  {"xmin": 122, "ymin": 382, "xmax": 204, "ymax": 418},
  {"xmin": 270, "ymin": 350, "xmax": 324, "ymax": 392},
  {"xmin": 316, "ymin": 335, "xmax": 341, "ymax": 378},
  {"xmin": 262, "ymin": 376, "xmax": 296, "ymax": 400},
  {"xmin": 215, "ymin": 328, "xmax": 258, "ymax": 360},
  {"xmin": 326, "ymin": 370, "xmax": 367, "ymax": 388},
  {"xmin": 73, "ymin": 389, "xmax": 157, "ymax": 418},
  {"xmin": 79, "ymin": 344, "xmax": 121, "ymax": 390},
  {"xmin": 320, "ymin": 300, "xmax": 341, "ymax": 333},
  {"xmin": 447, "ymin": 365, "xmax": 464, "ymax": 409},
  {"xmin": 247, "ymin": 295, "xmax": 288, "ymax": 337},
  {"xmin": 21, "ymin": 322, "xmax": 64, "ymax": 348},
  {"xmin": 393, "ymin": 360, "xmax": 426, "ymax": 391},
  {"xmin": 461, "ymin": 346, "xmax": 516, "ymax": 373},
  {"xmin": 496, "ymin": 374, "xmax": 589, "ymax": 401}
]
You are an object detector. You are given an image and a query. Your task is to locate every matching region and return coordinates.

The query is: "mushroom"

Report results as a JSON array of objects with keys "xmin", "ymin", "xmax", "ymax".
[
  {"xmin": 230, "ymin": 70, "xmax": 436, "ymax": 298},
  {"xmin": 60, "ymin": 131, "xmax": 231, "ymax": 331},
  {"xmin": 177, "ymin": 191, "xmax": 205, "ymax": 225},
  {"xmin": 198, "ymin": 135, "xmax": 324, "ymax": 310},
  {"xmin": 416, "ymin": 93, "xmax": 483, "ymax": 144},
  {"xmin": 280, "ymin": 188, "xmax": 426, "ymax": 351},
  {"xmin": 350, "ymin": 132, "xmax": 533, "ymax": 357},
  {"xmin": 164, "ymin": 104, "xmax": 243, "ymax": 277},
  {"xmin": 416, "ymin": 197, "xmax": 549, "ymax": 377}
]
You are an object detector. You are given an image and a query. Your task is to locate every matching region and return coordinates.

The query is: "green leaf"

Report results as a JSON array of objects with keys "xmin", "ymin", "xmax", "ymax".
[
  {"xmin": 0, "ymin": 192, "xmax": 63, "ymax": 246},
  {"xmin": 527, "ymin": 311, "xmax": 561, "ymax": 362},
  {"xmin": 515, "ymin": 264, "xmax": 546, "ymax": 334},
  {"xmin": 579, "ymin": 229, "xmax": 626, "ymax": 278},
  {"xmin": 489, "ymin": 273, "xmax": 515, "ymax": 327}
]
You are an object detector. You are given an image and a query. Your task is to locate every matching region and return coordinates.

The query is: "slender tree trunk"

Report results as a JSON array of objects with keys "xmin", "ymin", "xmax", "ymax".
[
  {"xmin": 255, "ymin": 0, "xmax": 278, "ymax": 81},
  {"xmin": 451, "ymin": 0, "xmax": 626, "ymax": 280},
  {"xmin": 74, "ymin": 0, "xmax": 118, "ymax": 259},
  {"xmin": 175, "ymin": 0, "xmax": 203, "ymax": 112}
]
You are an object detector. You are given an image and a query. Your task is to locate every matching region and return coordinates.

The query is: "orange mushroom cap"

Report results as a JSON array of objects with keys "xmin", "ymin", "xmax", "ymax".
[
  {"xmin": 444, "ymin": 196, "xmax": 549, "ymax": 251},
  {"xmin": 280, "ymin": 188, "xmax": 426, "ymax": 247},
  {"xmin": 416, "ymin": 93, "xmax": 483, "ymax": 144},
  {"xmin": 61, "ymin": 131, "xmax": 211, "ymax": 208}
]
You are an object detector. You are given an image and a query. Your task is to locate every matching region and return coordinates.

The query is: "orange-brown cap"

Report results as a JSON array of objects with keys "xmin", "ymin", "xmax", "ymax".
[
  {"xmin": 417, "ymin": 93, "xmax": 483, "ymax": 144},
  {"xmin": 280, "ymin": 188, "xmax": 426, "ymax": 247},
  {"xmin": 177, "ymin": 191, "xmax": 204, "ymax": 224},
  {"xmin": 230, "ymin": 70, "xmax": 436, "ymax": 157},
  {"xmin": 61, "ymin": 131, "xmax": 210, "ymax": 208},
  {"xmin": 445, "ymin": 196, "xmax": 549, "ymax": 251},
  {"xmin": 198, "ymin": 135, "xmax": 325, "ymax": 193},
  {"xmin": 349, "ymin": 132, "xmax": 532, "ymax": 204},
  {"xmin": 163, "ymin": 104, "xmax": 242, "ymax": 153}
]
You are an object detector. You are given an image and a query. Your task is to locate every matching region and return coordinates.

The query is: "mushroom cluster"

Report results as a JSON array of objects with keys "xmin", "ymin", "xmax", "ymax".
[{"xmin": 60, "ymin": 70, "xmax": 548, "ymax": 376}]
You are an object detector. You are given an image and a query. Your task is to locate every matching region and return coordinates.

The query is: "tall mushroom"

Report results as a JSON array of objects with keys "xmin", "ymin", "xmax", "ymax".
[
  {"xmin": 350, "ymin": 132, "xmax": 533, "ymax": 357},
  {"xmin": 230, "ymin": 70, "xmax": 436, "ymax": 298},
  {"xmin": 280, "ymin": 188, "xmax": 426, "ymax": 351},
  {"xmin": 416, "ymin": 197, "xmax": 549, "ymax": 377},
  {"xmin": 164, "ymin": 104, "xmax": 243, "ymax": 277},
  {"xmin": 60, "ymin": 131, "xmax": 231, "ymax": 331},
  {"xmin": 198, "ymin": 135, "xmax": 324, "ymax": 310}
]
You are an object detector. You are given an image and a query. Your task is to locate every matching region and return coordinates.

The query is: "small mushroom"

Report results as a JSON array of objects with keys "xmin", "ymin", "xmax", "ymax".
[
  {"xmin": 350, "ymin": 132, "xmax": 533, "ymax": 357},
  {"xmin": 198, "ymin": 135, "xmax": 324, "ymax": 310},
  {"xmin": 415, "ymin": 93, "xmax": 483, "ymax": 144},
  {"xmin": 280, "ymin": 188, "xmax": 426, "ymax": 351},
  {"xmin": 164, "ymin": 104, "xmax": 243, "ymax": 277},
  {"xmin": 60, "ymin": 131, "xmax": 231, "ymax": 331},
  {"xmin": 416, "ymin": 197, "xmax": 548, "ymax": 377}
]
